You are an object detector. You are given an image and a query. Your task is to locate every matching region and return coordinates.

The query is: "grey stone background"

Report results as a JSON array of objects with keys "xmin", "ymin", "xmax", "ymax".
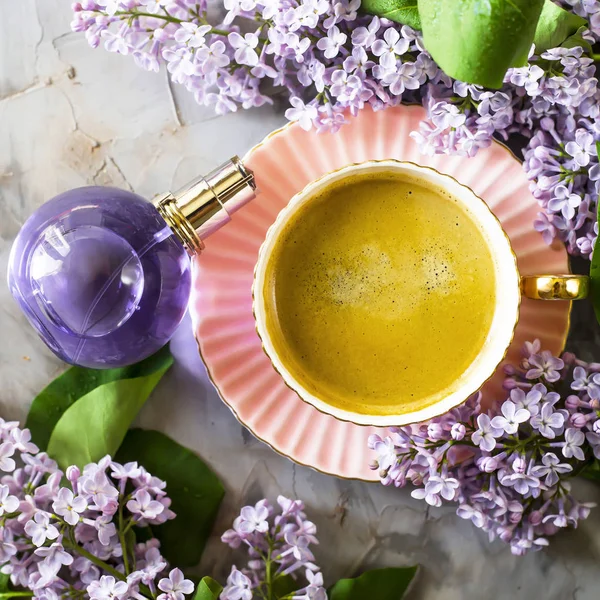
[{"xmin": 2, "ymin": 2, "xmax": 600, "ymax": 598}]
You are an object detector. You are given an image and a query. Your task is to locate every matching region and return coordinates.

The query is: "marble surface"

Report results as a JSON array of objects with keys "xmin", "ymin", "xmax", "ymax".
[{"xmin": 2, "ymin": 2, "xmax": 600, "ymax": 598}]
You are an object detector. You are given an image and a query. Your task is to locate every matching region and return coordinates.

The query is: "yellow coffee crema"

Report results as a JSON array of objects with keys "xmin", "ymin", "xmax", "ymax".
[{"xmin": 264, "ymin": 172, "xmax": 497, "ymax": 416}]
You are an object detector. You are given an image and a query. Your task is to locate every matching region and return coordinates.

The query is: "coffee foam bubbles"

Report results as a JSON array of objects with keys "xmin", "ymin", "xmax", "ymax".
[{"xmin": 323, "ymin": 241, "xmax": 458, "ymax": 320}]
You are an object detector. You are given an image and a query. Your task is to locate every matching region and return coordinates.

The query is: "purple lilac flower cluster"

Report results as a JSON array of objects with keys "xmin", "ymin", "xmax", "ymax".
[
  {"xmin": 369, "ymin": 340, "xmax": 600, "ymax": 556},
  {"xmin": 220, "ymin": 496, "xmax": 325, "ymax": 600},
  {"xmin": 71, "ymin": 0, "xmax": 443, "ymax": 131},
  {"xmin": 0, "ymin": 420, "xmax": 193, "ymax": 600}
]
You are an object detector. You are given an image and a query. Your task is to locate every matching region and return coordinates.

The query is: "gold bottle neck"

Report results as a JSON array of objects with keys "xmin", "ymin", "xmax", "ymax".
[{"xmin": 153, "ymin": 156, "xmax": 256, "ymax": 255}]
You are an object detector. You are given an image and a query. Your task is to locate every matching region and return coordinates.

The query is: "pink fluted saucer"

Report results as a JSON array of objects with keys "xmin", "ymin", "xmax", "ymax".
[{"xmin": 190, "ymin": 105, "xmax": 570, "ymax": 481}]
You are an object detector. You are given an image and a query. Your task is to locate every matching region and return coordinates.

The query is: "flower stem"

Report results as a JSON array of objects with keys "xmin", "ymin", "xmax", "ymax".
[
  {"xmin": 118, "ymin": 502, "xmax": 131, "ymax": 575},
  {"xmin": 265, "ymin": 540, "xmax": 274, "ymax": 600},
  {"xmin": 64, "ymin": 538, "xmax": 154, "ymax": 599},
  {"xmin": 0, "ymin": 594, "xmax": 34, "ymax": 599},
  {"xmin": 64, "ymin": 538, "xmax": 125, "ymax": 581},
  {"xmin": 115, "ymin": 10, "xmax": 184, "ymax": 23},
  {"xmin": 592, "ymin": 53, "xmax": 600, "ymax": 61}
]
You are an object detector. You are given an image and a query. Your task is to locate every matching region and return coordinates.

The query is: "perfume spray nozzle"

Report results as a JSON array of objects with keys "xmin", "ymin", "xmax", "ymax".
[{"xmin": 154, "ymin": 156, "xmax": 256, "ymax": 254}]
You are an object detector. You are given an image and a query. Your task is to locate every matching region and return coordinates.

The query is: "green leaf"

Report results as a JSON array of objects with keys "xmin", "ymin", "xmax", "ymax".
[
  {"xmin": 116, "ymin": 429, "xmax": 225, "ymax": 568},
  {"xmin": 561, "ymin": 25, "xmax": 593, "ymax": 53},
  {"xmin": 533, "ymin": 0, "xmax": 586, "ymax": 53},
  {"xmin": 193, "ymin": 577, "xmax": 223, "ymax": 600},
  {"xmin": 417, "ymin": 0, "xmax": 545, "ymax": 88},
  {"xmin": 329, "ymin": 566, "xmax": 419, "ymax": 600},
  {"xmin": 580, "ymin": 459, "xmax": 600, "ymax": 481},
  {"xmin": 0, "ymin": 574, "xmax": 9, "ymax": 592},
  {"xmin": 272, "ymin": 575, "xmax": 299, "ymax": 599},
  {"xmin": 360, "ymin": 0, "xmax": 421, "ymax": 29},
  {"xmin": 46, "ymin": 355, "xmax": 173, "ymax": 470},
  {"xmin": 591, "ymin": 143, "xmax": 600, "ymax": 327},
  {"xmin": 26, "ymin": 345, "xmax": 173, "ymax": 451}
]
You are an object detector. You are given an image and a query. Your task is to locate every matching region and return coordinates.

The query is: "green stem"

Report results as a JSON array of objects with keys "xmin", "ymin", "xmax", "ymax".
[
  {"xmin": 64, "ymin": 540, "xmax": 125, "ymax": 581},
  {"xmin": 265, "ymin": 540, "xmax": 273, "ymax": 600},
  {"xmin": 118, "ymin": 503, "xmax": 130, "ymax": 576},
  {"xmin": 65, "ymin": 539, "xmax": 154, "ymax": 599},
  {"xmin": 117, "ymin": 9, "xmax": 229, "ymax": 36},
  {"xmin": 116, "ymin": 10, "xmax": 184, "ymax": 23},
  {"xmin": 0, "ymin": 594, "xmax": 34, "ymax": 599},
  {"xmin": 592, "ymin": 53, "xmax": 600, "ymax": 61}
]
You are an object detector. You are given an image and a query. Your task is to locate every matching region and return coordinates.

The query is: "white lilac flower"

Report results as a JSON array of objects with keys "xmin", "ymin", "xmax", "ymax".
[
  {"xmin": 196, "ymin": 41, "xmax": 230, "ymax": 75},
  {"xmin": 0, "ymin": 526, "xmax": 17, "ymax": 563},
  {"xmin": 0, "ymin": 485, "xmax": 18, "ymax": 516},
  {"xmin": 316, "ymin": 25, "xmax": 346, "ymax": 59},
  {"xmin": 526, "ymin": 351, "xmax": 565, "ymax": 382},
  {"xmin": 139, "ymin": 547, "xmax": 167, "ymax": 584},
  {"xmin": 531, "ymin": 453, "xmax": 572, "ymax": 486},
  {"xmin": 24, "ymin": 512, "xmax": 60, "ymax": 547},
  {"xmin": 510, "ymin": 387, "xmax": 541, "ymax": 416},
  {"xmin": 382, "ymin": 61, "xmax": 420, "ymax": 95},
  {"xmin": 35, "ymin": 472, "xmax": 62, "ymax": 503},
  {"xmin": 499, "ymin": 469, "xmax": 540, "ymax": 496},
  {"xmin": 351, "ymin": 16, "xmax": 380, "ymax": 48},
  {"xmin": 565, "ymin": 128, "xmax": 595, "ymax": 167},
  {"xmin": 472, "ymin": 413, "xmax": 502, "ymax": 451},
  {"xmin": 232, "ymin": 501, "xmax": 269, "ymax": 535},
  {"xmin": 491, "ymin": 401, "xmax": 530, "ymax": 435},
  {"xmin": 0, "ymin": 442, "xmax": 16, "ymax": 472},
  {"xmin": 371, "ymin": 27, "xmax": 409, "ymax": 70},
  {"xmin": 429, "ymin": 100, "xmax": 467, "ymax": 130},
  {"xmin": 548, "ymin": 185, "xmax": 582, "ymax": 220},
  {"xmin": 82, "ymin": 470, "xmax": 119, "ymax": 509},
  {"xmin": 368, "ymin": 435, "xmax": 397, "ymax": 473},
  {"xmin": 127, "ymin": 489, "xmax": 165, "ymax": 520},
  {"xmin": 101, "ymin": 29, "xmax": 131, "ymax": 55},
  {"xmin": 223, "ymin": 0, "xmax": 256, "ymax": 23},
  {"xmin": 343, "ymin": 46, "xmax": 374, "ymax": 76},
  {"xmin": 285, "ymin": 97, "xmax": 318, "ymax": 131},
  {"xmin": 96, "ymin": 0, "xmax": 122, "ymax": 15},
  {"xmin": 53, "ymin": 487, "xmax": 87, "ymax": 526},
  {"xmin": 530, "ymin": 402, "xmax": 565, "ymax": 439},
  {"xmin": 35, "ymin": 543, "xmax": 74, "ymax": 576},
  {"xmin": 157, "ymin": 568, "xmax": 194, "ymax": 600},
  {"xmin": 139, "ymin": 0, "xmax": 170, "ymax": 15},
  {"xmin": 426, "ymin": 474, "xmax": 459, "ymax": 501},
  {"xmin": 228, "ymin": 32, "xmax": 259, "ymax": 66},
  {"xmin": 222, "ymin": 567, "xmax": 253, "ymax": 600},
  {"xmin": 95, "ymin": 515, "xmax": 117, "ymax": 546},
  {"xmin": 162, "ymin": 47, "xmax": 195, "ymax": 84},
  {"xmin": 10, "ymin": 428, "xmax": 38, "ymax": 454},
  {"xmin": 562, "ymin": 428, "xmax": 586, "ymax": 460},
  {"xmin": 456, "ymin": 504, "xmax": 486, "ymax": 528},
  {"xmin": 174, "ymin": 23, "xmax": 212, "ymax": 48},
  {"xmin": 87, "ymin": 575, "xmax": 129, "ymax": 600}
]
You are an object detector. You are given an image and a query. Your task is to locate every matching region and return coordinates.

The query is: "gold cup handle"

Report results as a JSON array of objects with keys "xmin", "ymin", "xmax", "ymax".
[{"xmin": 521, "ymin": 274, "xmax": 589, "ymax": 300}]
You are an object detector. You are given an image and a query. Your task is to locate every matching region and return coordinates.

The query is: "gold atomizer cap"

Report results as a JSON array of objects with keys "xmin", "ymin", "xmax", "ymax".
[{"xmin": 153, "ymin": 156, "xmax": 256, "ymax": 255}]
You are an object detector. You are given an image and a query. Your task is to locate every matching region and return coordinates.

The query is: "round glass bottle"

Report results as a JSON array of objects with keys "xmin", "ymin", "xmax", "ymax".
[{"xmin": 8, "ymin": 158, "xmax": 255, "ymax": 368}]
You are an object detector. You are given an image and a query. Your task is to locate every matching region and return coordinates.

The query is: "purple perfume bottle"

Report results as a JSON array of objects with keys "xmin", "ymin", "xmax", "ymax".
[{"xmin": 8, "ymin": 158, "xmax": 256, "ymax": 368}]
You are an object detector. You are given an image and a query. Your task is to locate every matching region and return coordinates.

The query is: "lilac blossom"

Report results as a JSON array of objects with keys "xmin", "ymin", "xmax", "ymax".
[
  {"xmin": 0, "ymin": 418, "xmax": 188, "ymax": 600},
  {"xmin": 157, "ymin": 568, "xmax": 194, "ymax": 600},
  {"xmin": 471, "ymin": 414, "xmax": 502, "ymax": 451},
  {"xmin": 369, "ymin": 340, "xmax": 600, "ymax": 555},
  {"xmin": 221, "ymin": 496, "xmax": 325, "ymax": 598},
  {"xmin": 52, "ymin": 488, "xmax": 87, "ymax": 526}
]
